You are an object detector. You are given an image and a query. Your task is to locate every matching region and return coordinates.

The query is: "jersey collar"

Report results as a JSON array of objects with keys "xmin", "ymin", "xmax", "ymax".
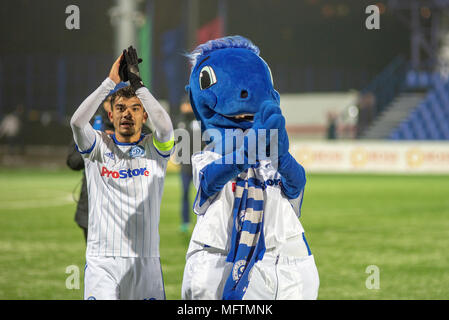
[{"xmin": 111, "ymin": 133, "xmax": 146, "ymax": 146}]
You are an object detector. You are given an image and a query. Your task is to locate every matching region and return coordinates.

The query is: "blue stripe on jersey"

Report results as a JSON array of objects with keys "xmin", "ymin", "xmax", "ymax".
[
  {"xmin": 76, "ymin": 138, "xmax": 96, "ymax": 154},
  {"xmin": 125, "ymin": 169, "xmax": 131, "ymax": 257},
  {"xmin": 111, "ymin": 177, "xmax": 117, "ymax": 254},
  {"xmin": 154, "ymin": 147, "xmax": 171, "ymax": 158},
  {"xmin": 117, "ymin": 166, "xmax": 123, "ymax": 256},
  {"xmin": 302, "ymin": 232, "xmax": 312, "ymax": 256},
  {"xmin": 133, "ymin": 169, "xmax": 138, "ymax": 255},
  {"xmin": 138, "ymin": 158, "xmax": 146, "ymax": 256}
]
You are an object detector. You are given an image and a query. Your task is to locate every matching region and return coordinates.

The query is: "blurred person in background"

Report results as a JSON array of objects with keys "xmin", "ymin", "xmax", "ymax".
[
  {"xmin": 0, "ymin": 104, "xmax": 25, "ymax": 155},
  {"xmin": 176, "ymin": 97, "xmax": 197, "ymax": 233},
  {"xmin": 67, "ymin": 141, "xmax": 89, "ymax": 242},
  {"xmin": 326, "ymin": 110, "xmax": 338, "ymax": 140},
  {"xmin": 356, "ymin": 92, "xmax": 375, "ymax": 138}
]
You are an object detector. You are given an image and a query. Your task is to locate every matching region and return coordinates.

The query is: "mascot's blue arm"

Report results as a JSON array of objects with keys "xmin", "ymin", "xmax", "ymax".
[
  {"xmin": 198, "ymin": 151, "xmax": 305, "ymax": 206},
  {"xmin": 198, "ymin": 149, "xmax": 251, "ymax": 206},
  {"xmin": 278, "ymin": 152, "xmax": 306, "ymax": 199}
]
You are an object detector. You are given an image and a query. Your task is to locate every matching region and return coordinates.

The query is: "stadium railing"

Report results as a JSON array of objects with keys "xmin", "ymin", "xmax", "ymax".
[{"xmin": 361, "ymin": 55, "xmax": 409, "ymax": 118}]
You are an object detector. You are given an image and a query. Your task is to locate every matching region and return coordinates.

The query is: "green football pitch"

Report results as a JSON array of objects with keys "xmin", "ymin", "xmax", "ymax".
[{"xmin": 0, "ymin": 168, "xmax": 448, "ymax": 300}]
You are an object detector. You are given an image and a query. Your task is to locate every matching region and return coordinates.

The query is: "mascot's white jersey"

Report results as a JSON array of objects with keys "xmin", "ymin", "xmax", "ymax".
[
  {"xmin": 81, "ymin": 131, "xmax": 170, "ymax": 258},
  {"xmin": 187, "ymin": 149, "xmax": 306, "ymax": 258}
]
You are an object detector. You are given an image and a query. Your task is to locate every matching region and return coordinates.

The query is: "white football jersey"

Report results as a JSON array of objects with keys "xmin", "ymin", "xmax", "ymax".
[
  {"xmin": 187, "ymin": 150, "xmax": 305, "ymax": 257},
  {"xmin": 80, "ymin": 130, "xmax": 171, "ymax": 258}
]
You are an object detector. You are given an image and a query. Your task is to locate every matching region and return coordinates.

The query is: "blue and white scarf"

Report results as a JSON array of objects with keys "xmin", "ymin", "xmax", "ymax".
[{"xmin": 222, "ymin": 168, "xmax": 266, "ymax": 300}]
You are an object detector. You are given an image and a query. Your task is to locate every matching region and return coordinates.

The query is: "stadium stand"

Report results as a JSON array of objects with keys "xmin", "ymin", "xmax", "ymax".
[
  {"xmin": 358, "ymin": 56, "xmax": 449, "ymax": 141},
  {"xmin": 389, "ymin": 73, "xmax": 449, "ymax": 140}
]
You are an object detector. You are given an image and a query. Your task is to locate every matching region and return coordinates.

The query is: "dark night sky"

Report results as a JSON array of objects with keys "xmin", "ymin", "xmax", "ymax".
[
  {"xmin": 1, "ymin": 0, "xmax": 409, "ymax": 67},
  {"xmin": 0, "ymin": 0, "xmax": 410, "ymax": 99}
]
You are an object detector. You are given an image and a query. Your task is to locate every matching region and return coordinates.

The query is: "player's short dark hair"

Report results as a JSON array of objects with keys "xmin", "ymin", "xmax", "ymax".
[{"xmin": 110, "ymin": 86, "xmax": 137, "ymax": 109}]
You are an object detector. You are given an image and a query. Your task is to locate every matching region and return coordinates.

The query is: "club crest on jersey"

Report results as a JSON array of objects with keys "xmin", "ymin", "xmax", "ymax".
[
  {"xmin": 104, "ymin": 152, "xmax": 115, "ymax": 160},
  {"xmin": 130, "ymin": 145, "xmax": 145, "ymax": 158}
]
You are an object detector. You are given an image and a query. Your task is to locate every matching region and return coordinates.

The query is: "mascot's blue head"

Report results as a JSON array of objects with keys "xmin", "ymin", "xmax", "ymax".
[{"xmin": 186, "ymin": 35, "xmax": 280, "ymax": 134}]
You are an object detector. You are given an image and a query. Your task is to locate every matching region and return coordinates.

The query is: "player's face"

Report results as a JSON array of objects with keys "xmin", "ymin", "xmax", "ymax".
[{"xmin": 109, "ymin": 96, "xmax": 148, "ymax": 140}]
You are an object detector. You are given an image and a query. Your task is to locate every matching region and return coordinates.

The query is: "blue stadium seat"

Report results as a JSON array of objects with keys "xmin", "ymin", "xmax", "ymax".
[
  {"xmin": 394, "ymin": 121, "xmax": 409, "ymax": 140},
  {"xmin": 402, "ymin": 122, "xmax": 415, "ymax": 140},
  {"xmin": 411, "ymin": 117, "xmax": 427, "ymax": 140},
  {"xmin": 419, "ymin": 105, "xmax": 433, "ymax": 123},
  {"xmin": 421, "ymin": 104, "xmax": 441, "ymax": 139},
  {"xmin": 426, "ymin": 122, "xmax": 440, "ymax": 140},
  {"xmin": 433, "ymin": 107, "xmax": 447, "ymax": 130},
  {"xmin": 441, "ymin": 125, "xmax": 449, "ymax": 140},
  {"xmin": 442, "ymin": 100, "xmax": 449, "ymax": 117},
  {"xmin": 434, "ymin": 80, "xmax": 449, "ymax": 108},
  {"xmin": 389, "ymin": 130, "xmax": 400, "ymax": 140},
  {"xmin": 429, "ymin": 99, "xmax": 444, "ymax": 118},
  {"xmin": 435, "ymin": 116, "xmax": 449, "ymax": 140},
  {"xmin": 389, "ymin": 76, "xmax": 449, "ymax": 140},
  {"xmin": 443, "ymin": 81, "xmax": 449, "ymax": 91},
  {"xmin": 440, "ymin": 81, "xmax": 449, "ymax": 104},
  {"xmin": 409, "ymin": 110, "xmax": 419, "ymax": 122}
]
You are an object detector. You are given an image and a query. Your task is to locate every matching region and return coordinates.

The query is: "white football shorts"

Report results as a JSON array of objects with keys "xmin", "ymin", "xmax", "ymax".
[
  {"xmin": 182, "ymin": 247, "xmax": 319, "ymax": 300},
  {"xmin": 84, "ymin": 255, "xmax": 165, "ymax": 300}
]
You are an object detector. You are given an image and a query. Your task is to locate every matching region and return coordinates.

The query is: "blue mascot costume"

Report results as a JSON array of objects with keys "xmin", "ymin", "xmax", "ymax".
[{"xmin": 181, "ymin": 36, "xmax": 319, "ymax": 300}]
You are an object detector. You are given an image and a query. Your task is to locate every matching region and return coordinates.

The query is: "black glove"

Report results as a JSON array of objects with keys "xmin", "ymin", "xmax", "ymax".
[
  {"xmin": 124, "ymin": 46, "xmax": 144, "ymax": 90},
  {"xmin": 118, "ymin": 49, "xmax": 129, "ymax": 82}
]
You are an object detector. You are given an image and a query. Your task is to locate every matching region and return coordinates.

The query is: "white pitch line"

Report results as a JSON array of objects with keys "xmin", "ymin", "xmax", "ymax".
[{"xmin": 0, "ymin": 194, "xmax": 74, "ymax": 210}]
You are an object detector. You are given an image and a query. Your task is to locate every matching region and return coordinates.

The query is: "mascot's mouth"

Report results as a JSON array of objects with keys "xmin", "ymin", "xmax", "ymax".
[{"xmin": 223, "ymin": 113, "xmax": 254, "ymax": 123}]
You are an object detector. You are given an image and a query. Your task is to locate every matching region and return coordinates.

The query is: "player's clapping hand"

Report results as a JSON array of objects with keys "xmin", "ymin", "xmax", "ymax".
[
  {"xmin": 119, "ymin": 46, "xmax": 144, "ymax": 90},
  {"xmin": 109, "ymin": 53, "xmax": 124, "ymax": 85}
]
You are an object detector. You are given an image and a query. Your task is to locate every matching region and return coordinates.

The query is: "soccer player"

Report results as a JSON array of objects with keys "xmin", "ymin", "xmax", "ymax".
[{"xmin": 70, "ymin": 47, "xmax": 174, "ymax": 300}]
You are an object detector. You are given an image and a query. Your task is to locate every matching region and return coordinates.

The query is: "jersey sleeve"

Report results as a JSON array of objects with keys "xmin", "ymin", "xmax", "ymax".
[
  {"xmin": 145, "ymin": 133, "xmax": 174, "ymax": 161},
  {"xmin": 191, "ymin": 151, "xmax": 222, "ymax": 215},
  {"xmin": 152, "ymin": 134, "xmax": 175, "ymax": 158},
  {"xmin": 76, "ymin": 130, "xmax": 104, "ymax": 160},
  {"xmin": 135, "ymin": 87, "xmax": 174, "ymax": 154},
  {"xmin": 70, "ymin": 77, "xmax": 115, "ymax": 154}
]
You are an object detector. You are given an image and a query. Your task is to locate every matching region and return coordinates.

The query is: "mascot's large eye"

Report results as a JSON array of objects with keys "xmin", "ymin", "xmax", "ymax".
[{"xmin": 199, "ymin": 66, "xmax": 217, "ymax": 90}]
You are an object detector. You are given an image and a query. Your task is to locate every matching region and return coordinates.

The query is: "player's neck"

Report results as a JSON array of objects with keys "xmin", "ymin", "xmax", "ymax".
[{"xmin": 114, "ymin": 131, "xmax": 142, "ymax": 144}]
